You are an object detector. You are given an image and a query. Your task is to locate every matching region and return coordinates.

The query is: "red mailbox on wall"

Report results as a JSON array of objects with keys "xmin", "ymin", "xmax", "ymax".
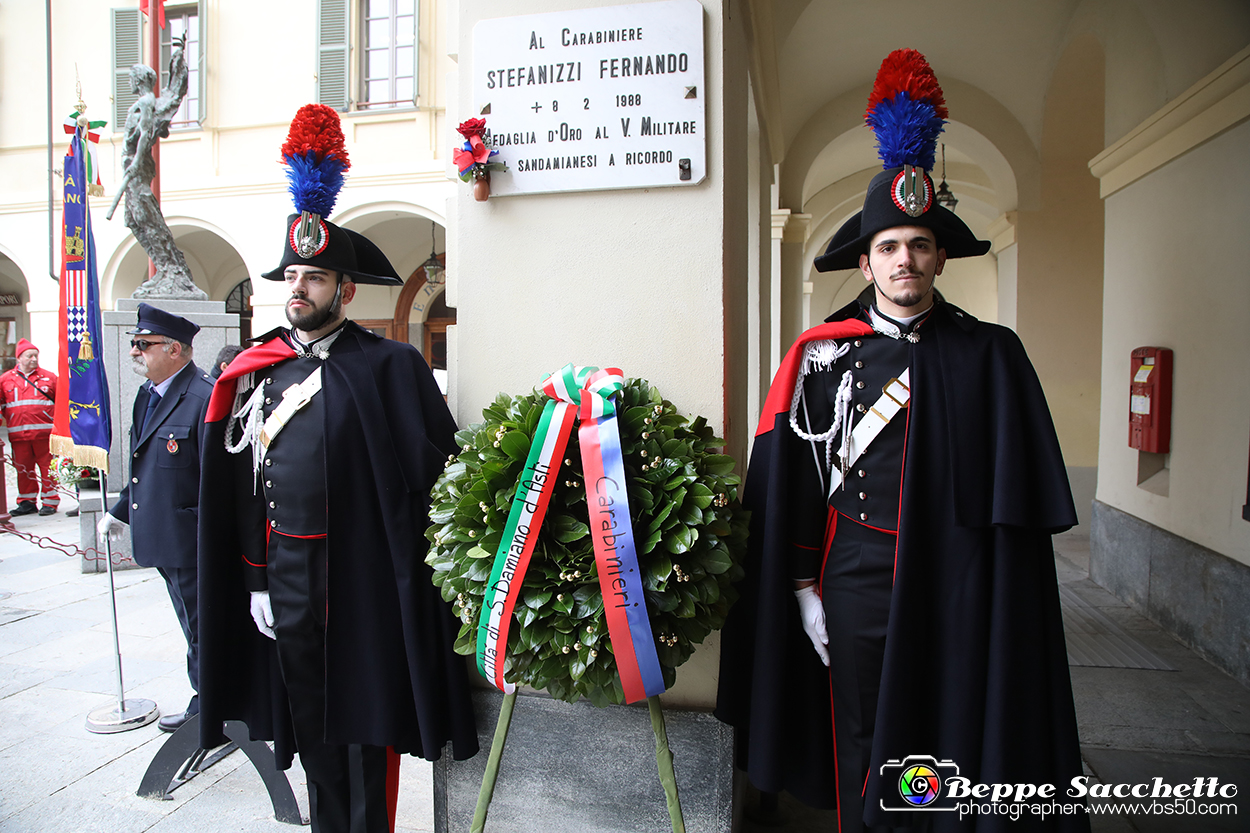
[{"xmin": 1129, "ymin": 347, "xmax": 1173, "ymax": 454}]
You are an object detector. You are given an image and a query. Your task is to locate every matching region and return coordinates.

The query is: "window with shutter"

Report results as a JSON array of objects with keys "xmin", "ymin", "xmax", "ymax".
[
  {"xmin": 318, "ymin": 0, "xmax": 351, "ymax": 111},
  {"xmin": 160, "ymin": 4, "xmax": 203, "ymax": 129},
  {"xmin": 111, "ymin": 8, "xmax": 143, "ymax": 132}
]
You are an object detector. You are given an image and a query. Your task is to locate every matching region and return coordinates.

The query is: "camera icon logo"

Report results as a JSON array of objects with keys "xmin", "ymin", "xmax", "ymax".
[
  {"xmin": 899, "ymin": 763, "xmax": 942, "ymax": 806},
  {"xmin": 879, "ymin": 755, "xmax": 960, "ymax": 812}
]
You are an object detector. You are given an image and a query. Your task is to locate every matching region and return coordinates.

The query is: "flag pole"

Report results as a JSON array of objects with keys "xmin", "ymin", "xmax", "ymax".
[
  {"xmin": 86, "ymin": 467, "xmax": 159, "ymax": 733},
  {"xmin": 56, "ymin": 102, "xmax": 153, "ymax": 732}
]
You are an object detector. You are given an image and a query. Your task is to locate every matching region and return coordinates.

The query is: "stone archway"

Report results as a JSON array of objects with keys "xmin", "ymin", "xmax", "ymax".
[
  {"xmin": 102, "ymin": 221, "xmax": 247, "ymax": 304},
  {"xmin": 392, "ymin": 254, "xmax": 453, "ymax": 390},
  {"xmin": 0, "ymin": 249, "xmax": 32, "ymax": 372}
]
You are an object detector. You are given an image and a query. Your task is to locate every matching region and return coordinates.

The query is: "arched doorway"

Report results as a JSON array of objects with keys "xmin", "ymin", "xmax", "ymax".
[
  {"xmin": 103, "ymin": 223, "xmax": 247, "ymax": 305},
  {"xmin": 225, "ymin": 278, "xmax": 253, "ymax": 342},
  {"xmin": 392, "ymin": 254, "xmax": 453, "ymax": 393},
  {"xmin": 0, "ymin": 252, "xmax": 30, "ymax": 372}
]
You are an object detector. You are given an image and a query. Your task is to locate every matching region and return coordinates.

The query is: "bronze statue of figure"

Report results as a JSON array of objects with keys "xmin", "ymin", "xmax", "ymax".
[{"xmin": 106, "ymin": 34, "xmax": 207, "ymax": 300}]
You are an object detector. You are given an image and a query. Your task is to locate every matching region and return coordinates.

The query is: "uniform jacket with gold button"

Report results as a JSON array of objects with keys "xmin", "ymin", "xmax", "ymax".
[
  {"xmin": 195, "ymin": 321, "xmax": 478, "ymax": 769},
  {"xmin": 110, "ymin": 361, "xmax": 213, "ymax": 570}
]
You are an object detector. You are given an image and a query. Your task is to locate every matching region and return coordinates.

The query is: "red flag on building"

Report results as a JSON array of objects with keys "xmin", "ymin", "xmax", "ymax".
[{"xmin": 140, "ymin": 0, "xmax": 166, "ymax": 29}]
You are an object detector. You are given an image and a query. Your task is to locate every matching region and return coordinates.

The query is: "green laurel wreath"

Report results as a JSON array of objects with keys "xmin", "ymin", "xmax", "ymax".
[{"xmin": 425, "ymin": 378, "xmax": 749, "ymax": 706}]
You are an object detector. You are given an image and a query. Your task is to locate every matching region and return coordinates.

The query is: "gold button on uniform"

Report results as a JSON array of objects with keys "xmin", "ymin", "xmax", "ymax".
[
  {"xmin": 858, "ymin": 469, "xmax": 867, "ymax": 478},
  {"xmin": 269, "ymin": 501, "xmax": 276, "ymax": 509},
  {"xmin": 857, "ymin": 404, "xmax": 867, "ymax": 413},
  {"xmin": 132, "ymin": 503, "xmax": 139, "ymax": 510},
  {"xmin": 859, "ymin": 492, "xmax": 867, "ymax": 500},
  {"xmin": 132, "ymin": 477, "xmax": 138, "ymax": 483},
  {"xmin": 855, "ymin": 361, "xmax": 864, "ymax": 368},
  {"xmin": 854, "ymin": 340, "xmax": 863, "ymax": 347},
  {"xmin": 856, "ymin": 381, "xmax": 866, "ymax": 389},
  {"xmin": 859, "ymin": 512, "xmax": 868, "ymax": 521},
  {"xmin": 265, "ymin": 480, "xmax": 273, "ymax": 488}
]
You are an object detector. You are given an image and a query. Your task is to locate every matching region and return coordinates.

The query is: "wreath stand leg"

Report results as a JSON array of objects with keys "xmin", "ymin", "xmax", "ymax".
[
  {"xmin": 648, "ymin": 696, "xmax": 686, "ymax": 833},
  {"xmin": 470, "ymin": 690, "xmax": 517, "ymax": 833},
  {"xmin": 469, "ymin": 693, "xmax": 685, "ymax": 833}
]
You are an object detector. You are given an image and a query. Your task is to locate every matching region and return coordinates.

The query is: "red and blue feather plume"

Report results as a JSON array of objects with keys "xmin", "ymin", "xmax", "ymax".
[
  {"xmin": 865, "ymin": 49, "xmax": 948, "ymax": 172},
  {"xmin": 280, "ymin": 104, "xmax": 351, "ymax": 218}
]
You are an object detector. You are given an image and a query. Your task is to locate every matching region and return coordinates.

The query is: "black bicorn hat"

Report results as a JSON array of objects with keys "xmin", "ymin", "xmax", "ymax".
[
  {"xmin": 813, "ymin": 50, "xmax": 990, "ymax": 273},
  {"xmin": 126, "ymin": 302, "xmax": 201, "ymax": 344},
  {"xmin": 260, "ymin": 214, "xmax": 403, "ymax": 286},
  {"xmin": 261, "ymin": 104, "xmax": 402, "ymax": 286}
]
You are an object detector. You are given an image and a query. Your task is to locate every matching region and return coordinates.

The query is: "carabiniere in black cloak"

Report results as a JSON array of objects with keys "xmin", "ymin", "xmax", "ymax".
[
  {"xmin": 196, "ymin": 104, "xmax": 476, "ymax": 772},
  {"xmin": 714, "ymin": 50, "xmax": 1088, "ymax": 832}
]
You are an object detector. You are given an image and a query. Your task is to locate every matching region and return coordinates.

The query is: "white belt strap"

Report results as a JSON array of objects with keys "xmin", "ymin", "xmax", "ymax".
[
  {"xmin": 827, "ymin": 369, "xmax": 911, "ymax": 497},
  {"xmin": 260, "ymin": 367, "xmax": 323, "ymax": 449}
]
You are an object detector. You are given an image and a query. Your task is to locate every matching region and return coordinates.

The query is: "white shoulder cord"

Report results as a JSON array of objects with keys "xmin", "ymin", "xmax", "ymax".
[
  {"xmin": 788, "ymin": 340, "xmax": 854, "ymax": 494},
  {"xmin": 224, "ymin": 372, "xmax": 267, "ymax": 491}
]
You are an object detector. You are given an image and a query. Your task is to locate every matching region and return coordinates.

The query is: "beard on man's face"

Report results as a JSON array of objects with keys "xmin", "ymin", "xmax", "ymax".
[
  {"xmin": 872, "ymin": 266, "xmax": 933, "ymax": 310},
  {"xmin": 285, "ymin": 287, "xmax": 342, "ymax": 332},
  {"xmin": 886, "ymin": 284, "xmax": 926, "ymax": 309}
]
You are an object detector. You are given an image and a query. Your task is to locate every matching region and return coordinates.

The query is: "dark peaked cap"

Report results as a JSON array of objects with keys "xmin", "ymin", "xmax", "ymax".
[{"xmin": 127, "ymin": 302, "xmax": 201, "ymax": 344}]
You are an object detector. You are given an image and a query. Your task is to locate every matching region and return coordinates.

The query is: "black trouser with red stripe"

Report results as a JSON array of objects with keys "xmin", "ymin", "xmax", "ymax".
[
  {"xmin": 821, "ymin": 514, "xmax": 930, "ymax": 833},
  {"xmin": 267, "ymin": 531, "xmax": 399, "ymax": 833}
]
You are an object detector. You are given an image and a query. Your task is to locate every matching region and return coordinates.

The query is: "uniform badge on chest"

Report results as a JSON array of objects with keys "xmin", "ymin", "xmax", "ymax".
[{"xmin": 167, "ymin": 438, "xmax": 179, "ymax": 455}]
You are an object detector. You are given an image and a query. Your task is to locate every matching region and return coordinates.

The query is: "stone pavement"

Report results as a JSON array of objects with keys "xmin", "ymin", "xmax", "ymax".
[
  {"xmin": 0, "ymin": 501, "xmax": 435, "ymax": 833},
  {"xmin": 1, "ymin": 507, "xmax": 1246, "ymax": 832}
]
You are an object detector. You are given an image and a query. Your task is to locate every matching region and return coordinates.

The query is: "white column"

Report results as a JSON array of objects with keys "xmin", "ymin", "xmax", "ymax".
[
  {"xmin": 769, "ymin": 208, "xmax": 789, "ymax": 378},
  {"xmin": 989, "ymin": 211, "xmax": 1018, "ymax": 331}
]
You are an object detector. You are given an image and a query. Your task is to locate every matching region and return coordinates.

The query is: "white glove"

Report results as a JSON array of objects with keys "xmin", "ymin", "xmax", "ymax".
[
  {"xmin": 97, "ymin": 512, "xmax": 126, "ymax": 542},
  {"xmin": 794, "ymin": 585, "xmax": 829, "ymax": 666},
  {"xmin": 250, "ymin": 591, "xmax": 276, "ymax": 640}
]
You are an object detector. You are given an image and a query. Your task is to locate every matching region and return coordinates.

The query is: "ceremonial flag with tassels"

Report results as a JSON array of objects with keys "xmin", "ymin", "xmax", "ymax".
[{"xmin": 50, "ymin": 121, "xmax": 111, "ymax": 471}]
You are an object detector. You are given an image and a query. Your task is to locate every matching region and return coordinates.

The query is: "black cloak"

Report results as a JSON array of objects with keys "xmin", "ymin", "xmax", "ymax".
[
  {"xmin": 197, "ymin": 322, "xmax": 478, "ymax": 766},
  {"xmin": 715, "ymin": 301, "xmax": 1088, "ymax": 832}
]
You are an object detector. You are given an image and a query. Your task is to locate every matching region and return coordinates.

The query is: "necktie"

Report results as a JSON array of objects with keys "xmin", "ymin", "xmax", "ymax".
[{"xmin": 141, "ymin": 388, "xmax": 161, "ymax": 435}]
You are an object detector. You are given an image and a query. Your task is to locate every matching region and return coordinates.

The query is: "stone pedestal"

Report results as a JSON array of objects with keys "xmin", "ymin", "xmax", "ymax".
[
  {"xmin": 77, "ymin": 487, "xmax": 143, "ymax": 574},
  {"xmin": 434, "ymin": 689, "xmax": 734, "ymax": 833},
  {"xmin": 101, "ymin": 299, "xmax": 239, "ymax": 491}
]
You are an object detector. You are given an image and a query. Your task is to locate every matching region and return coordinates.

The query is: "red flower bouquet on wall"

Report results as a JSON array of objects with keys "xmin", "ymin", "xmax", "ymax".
[{"xmin": 454, "ymin": 118, "xmax": 507, "ymax": 200}]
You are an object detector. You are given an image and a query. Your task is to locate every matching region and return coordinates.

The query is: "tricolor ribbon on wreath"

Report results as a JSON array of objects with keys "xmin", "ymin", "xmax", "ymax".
[{"xmin": 475, "ymin": 364, "xmax": 666, "ymax": 704}]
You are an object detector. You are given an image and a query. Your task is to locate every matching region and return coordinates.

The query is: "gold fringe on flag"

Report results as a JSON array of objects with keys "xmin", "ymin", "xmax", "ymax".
[{"xmin": 50, "ymin": 435, "xmax": 110, "ymax": 473}]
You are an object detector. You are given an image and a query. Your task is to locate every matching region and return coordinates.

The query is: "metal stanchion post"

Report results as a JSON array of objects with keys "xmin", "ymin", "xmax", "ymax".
[{"xmin": 86, "ymin": 468, "xmax": 159, "ymax": 733}]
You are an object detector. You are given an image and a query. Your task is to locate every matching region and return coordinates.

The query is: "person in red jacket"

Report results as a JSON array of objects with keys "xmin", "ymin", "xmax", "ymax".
[{"xmin": 0, "ymin": 339, "xmax": 60, "ymax": 515}]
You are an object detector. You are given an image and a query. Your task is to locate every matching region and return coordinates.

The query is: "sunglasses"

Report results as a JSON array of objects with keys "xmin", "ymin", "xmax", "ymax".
[{"xmin": 130, "ymin": 339, "xmax": 169, "ymax": 351}]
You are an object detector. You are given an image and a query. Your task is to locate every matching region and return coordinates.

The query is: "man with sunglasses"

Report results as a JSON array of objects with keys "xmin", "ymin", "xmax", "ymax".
[{"xmin": 98, "ymin": 303, "xmax": 214, "ymax": 733}]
